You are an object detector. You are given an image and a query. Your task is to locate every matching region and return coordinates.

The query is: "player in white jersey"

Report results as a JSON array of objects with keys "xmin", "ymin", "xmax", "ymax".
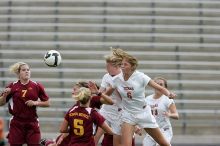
[
  {"xmin": 143, "ymin": 77, "xmax": 179, "ymax": 146},
  {"xmin": 94, "ymin": 52, "xmax": 123, "ymax": 146},
  {"xmin": 106, "ymin": 49, "xmax": 176, "ymax": 146}
]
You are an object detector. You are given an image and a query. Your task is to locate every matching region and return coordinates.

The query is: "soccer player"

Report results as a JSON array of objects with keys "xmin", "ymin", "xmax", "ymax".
[
  {"xmin": 59, "ymin": 87, "xmax": 113, "ymax": 146},
  {"xmin": 40, "ymin": 81, "xmax": 114, "ymax": 146},
  {"xmin": 143, "ymin": 77, "xmax": 179, "ymax": 146},
  {"xmin": 0, "ymin": 62, "xmax": 50, "ymax": 146},
  {"xmin": 94, "ymin": 51, "xmax": 123, "ymax": 146},
  {"xmin": 106, "ymin": 49, "xmax": 176, "ymax": 146}
]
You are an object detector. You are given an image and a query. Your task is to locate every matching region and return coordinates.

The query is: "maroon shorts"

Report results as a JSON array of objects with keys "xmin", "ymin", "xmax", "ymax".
[
  {"xmin": 8, "ymin": 117, "xmax": 40, "ymax": 145},
  {"xmin": 101, "ymin": 134, "xmax": 113, "ymax": 146}
]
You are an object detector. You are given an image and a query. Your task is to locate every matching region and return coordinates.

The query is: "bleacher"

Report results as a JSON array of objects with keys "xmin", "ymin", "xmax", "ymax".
[{"xmin": 1, "ymin": 0, "xmax": 220, "ymax": 145}]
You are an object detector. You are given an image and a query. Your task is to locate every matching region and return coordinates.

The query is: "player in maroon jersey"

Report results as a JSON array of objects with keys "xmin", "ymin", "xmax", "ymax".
[
  {"xmin": 59, "ymin": 87, "xmax": 113, "ymax": 146},
  {"xmin": 0, "ymin": 62, "xmax": 50, "ymax": 146},
  {"xmin": 40, "ymin": 81, "xmax": 114, "ymax": 146}
]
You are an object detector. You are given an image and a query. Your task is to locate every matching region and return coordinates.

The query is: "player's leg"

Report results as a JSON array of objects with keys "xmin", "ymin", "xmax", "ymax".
[
  {"xmin": 8, "ymin": 119, "xmax": 25, "ymax": 146},
  {"xmin": 26, "ymin": 121, "xmax": 41, "ymax": 146},
  {"xmin": 144, "ymin": 128, "xmax": 170, "ymax": 146},
  {"xmin": 113, "ymin": 134, "xmax": 122, "ymax": 146},
  {"xmin": 121, "ymin": 122, "xmax": 135, "ymax": 146}
]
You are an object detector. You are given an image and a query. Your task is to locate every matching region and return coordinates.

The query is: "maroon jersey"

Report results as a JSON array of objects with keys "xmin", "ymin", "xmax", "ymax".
[
  {"xmin": 65, "ymin": 105, "xmax": 105, "ymax": 146},
  {"xmin": 75, "ymin": 95, "xmax": 102, "ymax": 110},
  {"xmin": 90, "ymin": 95, "xmax": 102, "ymax": 110},
  {"xmin": 5, "ymin": 80, "xmax": 49, "ymax": 121}
]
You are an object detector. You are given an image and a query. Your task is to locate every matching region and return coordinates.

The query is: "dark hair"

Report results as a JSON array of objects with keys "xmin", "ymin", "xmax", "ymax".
[
  {"xmin": 154, "ymin": 77, "xmax": 168, "ymax": 88},
  {"xmin": 75, "ymin": 81, "xmax": 100, "ymax": 90}
]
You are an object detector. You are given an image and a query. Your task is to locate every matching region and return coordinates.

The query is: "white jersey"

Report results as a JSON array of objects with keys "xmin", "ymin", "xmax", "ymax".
[
  {"xmin": 99, "ymin": 73, "xmax": 123, "ymax": 135},
  {"xmin": 112, "ymin": 71, "xmax": 151, "ymax": 114},
  {"xmin": 145, "ymin": 94, "xmax": 174, "ymax": 130},
  {"xmin": 99, "ymin": 73, "xmax": 123, "ymax": 113}
]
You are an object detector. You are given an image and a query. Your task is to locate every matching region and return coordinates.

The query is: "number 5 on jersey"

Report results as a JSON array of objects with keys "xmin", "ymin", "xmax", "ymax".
[{"xmin": 73, "ymin": 119, "xmax": 84, "ymax": 136}]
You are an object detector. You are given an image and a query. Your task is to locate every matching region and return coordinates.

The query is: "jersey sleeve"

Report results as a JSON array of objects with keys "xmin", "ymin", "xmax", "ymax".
[
  {"xmin": 37, "ymin": 82, "xmax": 49, "ymax": 101},
  {"xmin": 164, "ymin": 96, "xmax": 175, "ymax": 108},
  {"xmin": 90, "ymin": 96, "xmax": 102, "ymax": 109},
  {"xmin": 64, "ymin": 110, "xmax": 70, "ymax": 121},
  {"xmin": 143, "ymin": 74, "xmax": 151, "ymax": 86},
  {"xmin": 91, "ymin": 109, "xmax": 105, "ymax": 127},
  {"xmin": 5, "ymin": 83, "xmax": 14, "ymax": 103}
]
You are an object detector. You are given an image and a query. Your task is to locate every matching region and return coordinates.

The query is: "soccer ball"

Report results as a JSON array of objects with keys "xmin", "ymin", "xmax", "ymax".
[{"xmin": 44, "ymin": 50, "xmax": 62, "ymax": 67}]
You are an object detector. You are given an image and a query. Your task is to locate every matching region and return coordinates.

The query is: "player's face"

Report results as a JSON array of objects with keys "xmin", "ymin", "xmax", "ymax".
[
  {"xmin": 121, "ymin": 59, "xmax": 132, "ymax": 73},
  {"xmin": 19, "ymin": 64, "xmax": 30, "ymax": 80},
  {"xmin": 72, "ymin": 85, "xmax": 80, "ymax": 97},
  {"xmin": 106, "ymin": 62, "xmax": 117, "ymax": 75},
  {"xmin": 155, "ymin": 79, "xmax": 165, "ymax": 88}
]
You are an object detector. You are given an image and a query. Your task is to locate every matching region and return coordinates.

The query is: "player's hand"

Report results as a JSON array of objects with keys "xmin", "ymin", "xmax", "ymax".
[
  {"xmin": 25, "ymin": 100, "xmax": 39, "ymax": 107},
  {"xmin": 134, "ymin": 125, "xmax": 142, "ymax": 136},
  {"xmin": 168, "ymin": 92, "xmax": 176, "ymax": 99},
  {"xmin": 163, "ymin": 111, "xmax": 170, "ymax": 117},
  {"xmin": 88, "ymin": 81, "xmax": 99, "ymax": 94}
]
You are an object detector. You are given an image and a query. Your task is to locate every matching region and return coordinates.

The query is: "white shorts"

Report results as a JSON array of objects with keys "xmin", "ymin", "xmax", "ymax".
[
  {"xmin": 100, "ymin": 109, "xmax": 122, "ymax": 135},
  {"xmin": 121, "ymin": 106, "xmax": 158, "ymax": 129},
  {"xmin": 143, "ymin": 127, "xmax": 173, "ymax": 146}
]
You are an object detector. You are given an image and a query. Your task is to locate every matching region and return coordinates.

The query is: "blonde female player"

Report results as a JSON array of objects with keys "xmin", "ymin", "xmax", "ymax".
[
  {"xmin": 106, "ymin": 49, "xmax": 176, "ymax": 146},
  {"xmin": 59, "ymin": 87, "xmax": 113, "ymax": 146},
  {"xmin": 143, "ymin": 77, "xmax": 179, "ymax": 146},
  {"xmin": 94, "ymin": 52, "xmax": 124, "ymax": 146},
  {"xmin": 0, "ymin": 62, "xmax": 50, "ymax": 146}
]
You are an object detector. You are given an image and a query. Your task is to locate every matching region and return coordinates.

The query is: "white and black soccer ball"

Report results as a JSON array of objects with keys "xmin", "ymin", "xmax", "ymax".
[{"xmin": 44, "ymin": 50, "xmax": 62, "ymax": 67}]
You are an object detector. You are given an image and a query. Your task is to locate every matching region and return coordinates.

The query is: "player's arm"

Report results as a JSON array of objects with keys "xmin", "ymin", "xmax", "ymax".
[
  {"xmin": 100, "ymin": 121, "xmax": 114, "ymax": 135},
  {"xmin": 56, "ymin": 133, "xmax": 69, "ymax": 146},
  {"xmin": 0, "ymin": 95, "xmax": 6, "ymax": 106},
  {"xmin": 60, "ymin": 119, "xmax": 69, "ymax": 133},
  {"xmin": 0, "ymin": 88, "xmax": 11, "ymax": 106},
  {"xmin": 89, "ymin": 81, "xmax": 114, "ymax": 105},
  {"xmin": 148, "ymin": 80, "xmax": 176, "ymax": 99},
  {"xmin": 165, "ymin": 103, "xmax": 179, "ymax": 120},
  {"xmin": 25, "ymin": 99, "xmax": 50, "ymax": 107},
  {"xmin": 99, "ymin": 92, "xmax": 114, "ymax": 105}
]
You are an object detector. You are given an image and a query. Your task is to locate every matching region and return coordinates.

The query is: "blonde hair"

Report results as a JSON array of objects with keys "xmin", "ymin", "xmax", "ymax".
[
  {"xmin": 73, "ymin": 87, "xmax": 91, "ymax": 104},
  {"xmin": 112, "ymin": 48, "xmax": 138, "ymax": 71},
  {"xmin": 104, "ymin": 47, "xmax": 123, "ymax": 67},
  {"xmin": 9, "ymin": 62, "xmax": 28, "ymax": 75}
]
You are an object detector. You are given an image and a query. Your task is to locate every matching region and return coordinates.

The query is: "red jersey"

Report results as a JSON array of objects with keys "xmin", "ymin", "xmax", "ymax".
[
  {"xmin": 65, "ymin": 105, "xmax": 105, "ymax": 146},
  {"xmin": 5, "ymin": 80, "xmax": 49, "ymax": 121},
  {"xmin": 90, "ymin": 95, "xmax": 102, "ymax": 110},
  {"xmin": 75, "ymin": 95, "xmax": 102, "ymax": 110}
]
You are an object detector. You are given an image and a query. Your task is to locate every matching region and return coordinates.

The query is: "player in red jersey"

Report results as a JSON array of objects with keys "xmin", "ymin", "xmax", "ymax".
[
  {"xmin": 0, "ymin": 62, "xmax": 50, "ymax": 146},
  {"xmin": 59, "ymin": 87, "xmax": 113, "ymax": 146},
  {"xmin": 40, "ymin": 81, "xmax": 114, "ymax": 146}
]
